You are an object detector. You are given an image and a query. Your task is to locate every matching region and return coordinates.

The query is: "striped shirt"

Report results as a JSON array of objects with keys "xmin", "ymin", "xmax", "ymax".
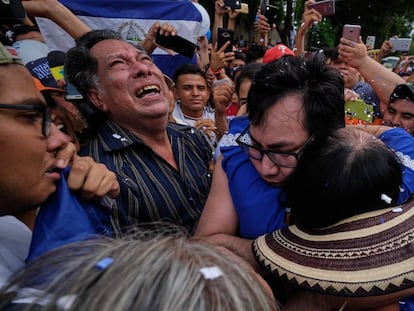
[{"xmin": 79, "ymin": 120, "xmax": 213, "ymax": 234}]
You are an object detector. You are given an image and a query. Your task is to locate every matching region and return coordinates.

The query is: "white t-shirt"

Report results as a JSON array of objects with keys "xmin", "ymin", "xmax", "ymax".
[{"xmin": 0, "ymin": 216, "xmax": 32, "ymax": 287}]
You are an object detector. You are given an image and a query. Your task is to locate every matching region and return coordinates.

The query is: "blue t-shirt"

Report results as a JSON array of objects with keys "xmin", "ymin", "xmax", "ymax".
[
  {"xmin": 219, "ymin": 116, "xmax": 286, "ymax": 239},
  {"xmin": 218, "ymin": 120, "xmax": 414, "ymax": 239},
  {"xmin": 380, "ymin": 127, "xmax": 414, "ymax": 204}
]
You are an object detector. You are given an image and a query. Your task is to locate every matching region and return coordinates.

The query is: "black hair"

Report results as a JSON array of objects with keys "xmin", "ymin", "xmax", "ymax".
[
  {"xmin": 173, "ymin": 63, "xmax": 207, "ymax": 84},
  {"xmin": 322, "ymin": 46, "xmax": 339, "ymax": 61},
  {"xmin": 64, "ymin": 30, "xmax": 126, "ymax": 137},
  {"xmin": 285, "ymin": 127, "xmax": 403, "ymax": 228},
  {"xmin": 245, "ymin": 44, "xmax": 267, "ymax": 63},
  {"xmin": 234, "ymin": 62, "xmax": 263, "ymax": 97},
  {"xmin": 247, "ymin": 53, "xmax": 345, "ymax": 135}
]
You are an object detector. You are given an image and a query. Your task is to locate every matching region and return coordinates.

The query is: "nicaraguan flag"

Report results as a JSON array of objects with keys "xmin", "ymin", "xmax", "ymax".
[{"xmin": 36, "ymin": 0, "xmax": 209, "ymax": 77}]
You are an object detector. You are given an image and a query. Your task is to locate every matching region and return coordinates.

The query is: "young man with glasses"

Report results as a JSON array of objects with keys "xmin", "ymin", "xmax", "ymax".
[
  {"xmin": 0, "ymin": 43, "xmax": 120, "ymax": 286},
  {"xmin": 195, "ymin": 54, "xmax": 345, "ymax": 269}
]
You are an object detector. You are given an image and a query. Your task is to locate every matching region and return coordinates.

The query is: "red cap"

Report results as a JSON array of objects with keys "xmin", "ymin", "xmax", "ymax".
[{"xmin": 262, "ymin": 44, "xmax": 295, "ymax": 64}]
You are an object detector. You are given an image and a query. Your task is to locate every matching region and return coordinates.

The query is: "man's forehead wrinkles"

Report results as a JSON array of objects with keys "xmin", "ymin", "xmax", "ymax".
[{"xmin": 103, "ymin": 49, "xmax": 142, "ymax": 62}]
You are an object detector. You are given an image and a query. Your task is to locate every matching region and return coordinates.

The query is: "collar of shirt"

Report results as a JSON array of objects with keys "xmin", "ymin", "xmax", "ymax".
[{"xmin": 98, "ymin": 120, "xmax": 194, "ymax": 152}]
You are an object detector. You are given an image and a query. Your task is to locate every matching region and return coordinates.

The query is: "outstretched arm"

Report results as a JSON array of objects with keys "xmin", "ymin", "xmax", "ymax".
[
  {"xmin": 339, "ymin": 37, "xmax": 405, "ymax": 105},
  {"xmin": 293, "ymin": 0, "xmax": 322, "ymax": 56},
  {"xmin": 22, "ymin": 0, "xmax": 90, "ymax": 39}
]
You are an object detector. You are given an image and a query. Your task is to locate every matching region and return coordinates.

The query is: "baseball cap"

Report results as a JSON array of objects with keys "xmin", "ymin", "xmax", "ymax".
[
  {"xmin": 13, "ymin": 39, "xmax": 64, "ymax": 93},
  {"xmin": 47, "ymin": 50, "xmax": 66, "ymax": 81},
  {"xmin": 262, "ymin": 44, "xmax": 295, "ymax": 64},
  {"xmin": 33, "ymin": 77, "xmax": 65, "ymax": 94}
]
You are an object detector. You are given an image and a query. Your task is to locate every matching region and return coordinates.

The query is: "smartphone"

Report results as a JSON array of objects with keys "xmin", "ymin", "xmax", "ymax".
[
  {"xmin": 308, "ymin": 0, "xmax": 335, "ymax": 17},
  {"xmin": 217, "ymin": 28, "xmax": 234, "ymax": 54},
  {"xmin": 235, "ymin": 3, "xmax": 249, "ymax": 14},
  {"xmin": 260, "ymin": 0, "xmax": 278, "ymax": 27},
  {"xmin": 389, "ymin": 38, "xmax": 412, "ymax": 52},
  {"xmin": 224, "ymin": 0, "xmax": 241, "ymax": 10},
  {"xmin": 342, "ymin": 24, "xmax": 361, "ymax": 43},
  {"xmin": 212, "ymin": 77, "xmax": 232, "ymax": 89},
  {"xmin": 365, "ymin": 36, "xmax": 376, "ymax": 49},
  {"xmin": 0, "ymin": 0, "xmax": 25, "ymax": 25},
  {"xmin": 65, "ymin": 81, "xmax": 84, "ymax": 102},
  {"xmin": 345, "ymin": 99, "xmax": 374, "ymax": 123},
  {"xmin": 155, "ymin": 31, "xmax": 196, "ymax": 59}
]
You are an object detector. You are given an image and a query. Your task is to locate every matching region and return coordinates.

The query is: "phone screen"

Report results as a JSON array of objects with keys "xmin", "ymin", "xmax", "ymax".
[{"xmin": 155, "ymin": 31, "xmax": 196, "ymax": 58}]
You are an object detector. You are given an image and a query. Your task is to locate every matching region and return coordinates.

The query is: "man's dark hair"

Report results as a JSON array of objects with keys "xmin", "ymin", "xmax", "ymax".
[
  {"xmin": 233, "ymin": 51, "xmax": 246, "ymax": 63},
  {"xmin": 65, "ymin": 29, "xmax": 123, "ymax": 97},
  {"xmin": 245, "ymin": 44, "xmax": 267, "ymax": 63},
  {"xmin": 64, "ymin": 30, "xmax": 125, "ymax": 138},
  {"xmin": 173, "ymin": 63, "xmax": 207, "ymax": 85},
  {"xmin": 247, "ymin": 53, "xmax": 345, "ymax": 136},
  {"xmin": 285, "ymin": 127, "xmax": 402, "ymax": 228},
  {"xmin": 234, "ymin": 62, "xmax": 263, "ymax": 97},
  {"xmin": 322, "ymin": 46, "xmax": 339, "ymax": 62}
]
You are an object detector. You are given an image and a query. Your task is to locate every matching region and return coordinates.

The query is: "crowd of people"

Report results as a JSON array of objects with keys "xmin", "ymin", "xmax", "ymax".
[{"xmin": 1, "ymin": 0, "xmax": 414, "ymax": 310}]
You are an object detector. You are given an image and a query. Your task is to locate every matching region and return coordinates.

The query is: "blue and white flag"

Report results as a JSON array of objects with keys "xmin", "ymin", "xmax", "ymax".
[{"xmin": 36, "ymin": 0, "xmax": 210, "ymax": 77}]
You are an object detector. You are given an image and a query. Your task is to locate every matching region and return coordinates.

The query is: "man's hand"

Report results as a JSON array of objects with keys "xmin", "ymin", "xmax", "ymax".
[
  {"xmin": 54, "ymin": 142, "xmax": 120, "ymax": 200},
  {"xmin": 210, "ymin": 42, "xmax": 235, "ymax": 72},
  {"xmin": 299, "ymin": 0, "xmax": 322, "ymax": 33},
  {"xmin": 67, "ymin": 155, "xmax": 120, "ymax": 200},
  {"xmin": 212, "ymin": 80, "xmax": 234, "ymax": 115},
  {"xmin": 338, "ymin": 37, "xmax": 368, "ymax": 69},
  {"xmin": 215, "ymin": 0, "xmax": 228, "ymax": 17},
  {"xmin": 141, "ymin": 22, "xmax": 177, "ymax": 55}
]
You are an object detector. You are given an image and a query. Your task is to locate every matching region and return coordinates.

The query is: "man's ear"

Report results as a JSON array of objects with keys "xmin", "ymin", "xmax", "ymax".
[
  {"xmin": 173, "ymin": 86, "xmax": 180, "ymax": 101},
  {"xmin": 87, "ymin": 89, "xmax": 108, "ymax": 112}
]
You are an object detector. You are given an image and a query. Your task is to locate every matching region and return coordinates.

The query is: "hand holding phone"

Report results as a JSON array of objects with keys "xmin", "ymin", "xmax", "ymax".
[
  {"xmin": 389, "ymin": 38, "xmax": 412, "ymax": 52},
  {"xmin": 155, "ymin": 30, "xmax": 196, "ymax": 58},
  {"xmin": 342, "ymin": 24, "xmax": 361, "ymax": 43},
  {"xmin": 260, "ymin": 0, "xmax": 278, "ymax": 27},
  {"xmin": 235, "ymin": 3, "xmax": 249, "ymax": 14},
  {"xmin": 217, "ymin": 28, "xmax": 234, "ymax": 54},
  {"xmin": 308, "ymin": 0, "xmax": 335, "ymax": 17},
  {"xmin": 365, "ymin": 36, "xmax": 376, "ymax": 50}
]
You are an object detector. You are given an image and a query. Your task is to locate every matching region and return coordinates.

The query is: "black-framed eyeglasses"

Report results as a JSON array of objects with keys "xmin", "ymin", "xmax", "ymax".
[
  {"xmin": 0, "ymin": 103, "xmax": 51, "ymax": 137},
  {"xmin": 236, "ymin": 126, "xmax": 314, "ymax": 168}
]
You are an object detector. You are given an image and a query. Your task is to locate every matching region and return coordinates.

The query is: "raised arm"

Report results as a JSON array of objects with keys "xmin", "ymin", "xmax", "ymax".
[
  {"xmin": 339, "ymin": 37, "xmax": 405, "ymax": 105},
  {"xmin": 212, "ymin": 0, "xmax": 227, "ymax": 45},
  {"xmin": 227, "ymin": 8, "xmax": 240, "ymax": 31},
  {"xmin": 293, "ymin": 0, "xmax": 322, "ymax": 56},
  {"xmin": 22, "ymin": 0, "xmax": 90, "ymax": 39}
]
